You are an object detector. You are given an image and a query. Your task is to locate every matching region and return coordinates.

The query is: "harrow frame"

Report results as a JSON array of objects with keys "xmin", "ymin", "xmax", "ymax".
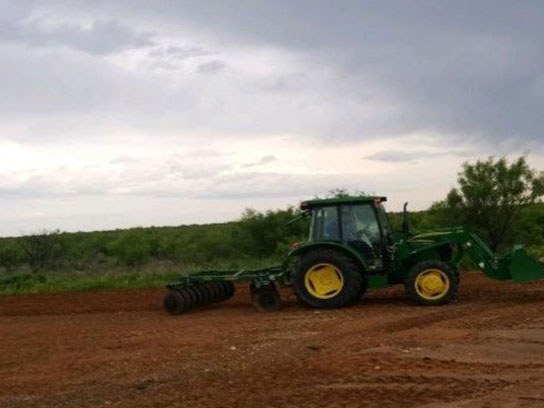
[{"xmin": 164, "ymin": 264, "xmax": 290, "ymax": 314}]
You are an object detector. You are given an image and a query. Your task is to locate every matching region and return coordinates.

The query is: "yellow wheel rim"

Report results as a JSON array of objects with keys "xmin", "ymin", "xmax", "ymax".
[
  {"xmin": 414, "ymin": 269, "xmax": 450, "ymax": 301},
  {"xmin": 304, "ymin": 263, "xmax": 344, "ymax": 299}
]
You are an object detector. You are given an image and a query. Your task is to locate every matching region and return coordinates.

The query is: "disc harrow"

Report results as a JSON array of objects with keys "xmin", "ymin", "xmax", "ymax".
[
  {"xmin": 164, "ymin": 265, "xmax": 286, "ymax": 314},
  {"xmin": 163, "ymin": 281, "xmax": 236, "ymax": 315}
]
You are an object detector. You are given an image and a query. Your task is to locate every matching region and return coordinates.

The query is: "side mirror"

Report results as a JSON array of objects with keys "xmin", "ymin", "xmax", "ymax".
[
  {"xmin": 402, "ymin": 202, "xmax": 410, "ymax": 234},
  {"xmin": 286, "ymin": 210, "xmax": 309, "ymax": 225}
]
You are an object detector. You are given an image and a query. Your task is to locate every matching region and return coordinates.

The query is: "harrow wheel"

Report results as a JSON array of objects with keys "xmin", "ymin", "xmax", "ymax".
[{"xmin": 250, "ymin": 283, "xmax": 281, "ymax": 312}]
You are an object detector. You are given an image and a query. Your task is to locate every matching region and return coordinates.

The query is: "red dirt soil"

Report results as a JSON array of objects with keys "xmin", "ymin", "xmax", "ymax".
[{"xmin": 2, "ymin": 272, "xmax": 544, "ymax": 408}]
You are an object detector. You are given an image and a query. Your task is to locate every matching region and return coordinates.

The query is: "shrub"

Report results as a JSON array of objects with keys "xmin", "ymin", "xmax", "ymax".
[
  {"xmin": 108, "ymin": 230, "xmax": 152, "ymax": 267},
  {"xmin": 17, "ymin": 230, "xmax": 67, "ymax": 271},
  {"xmin": 0, "ymin": 273, "xmax": 47, "ymax": 291},
  {"xmin": 0, "ymin": 240, "xmax": 25, "ymax": 271}
]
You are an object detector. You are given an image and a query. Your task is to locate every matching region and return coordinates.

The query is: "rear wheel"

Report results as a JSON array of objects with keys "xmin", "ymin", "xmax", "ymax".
[
  {"xmin": 294, "ymin": 249, "xmax": 363, "ymax": 309},
  {"xmin": 358, "ymin": 278, "xmax": 368, "ymax": 300},
  {"xmin": 405, "ymin": 260, "xmax": 457, "ymax": 305}
]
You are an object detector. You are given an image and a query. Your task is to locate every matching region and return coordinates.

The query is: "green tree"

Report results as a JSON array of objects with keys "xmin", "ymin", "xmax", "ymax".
[
  {"xmin": 438, "ymin": 156, "xmax": 544, "ymax": 252},
  {"xmin": 325, "ymin": 188, "xmax": 371, "ymax": 199},
  {"xmin": 236, "ymin": 206, "xmax": 308, "ymax": 258}
]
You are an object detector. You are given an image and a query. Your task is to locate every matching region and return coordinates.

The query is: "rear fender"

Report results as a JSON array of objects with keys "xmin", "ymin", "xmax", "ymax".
[{"xmin": 288, "ymin": 241, "xmax": 369, "ymax": 274}]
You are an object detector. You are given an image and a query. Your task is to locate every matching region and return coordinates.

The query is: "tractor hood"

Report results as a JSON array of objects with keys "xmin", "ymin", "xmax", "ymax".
[
  {"xmin": 408, "ymin": 227, "xmax": 466, "ymax": 244},
  {"xmin": 397, "ymin": 227, "xmax": 464, "ymax": 255}
]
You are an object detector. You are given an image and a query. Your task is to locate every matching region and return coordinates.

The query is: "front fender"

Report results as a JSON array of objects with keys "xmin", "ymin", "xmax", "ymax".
[{"xmin": 400, "ymin": 241, "xmax": 454, "ymax": 267}]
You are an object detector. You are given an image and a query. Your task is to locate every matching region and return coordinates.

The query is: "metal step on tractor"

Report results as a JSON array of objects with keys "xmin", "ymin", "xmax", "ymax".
[{"xmin": 163, "ymin": 195, "xmax": 544, "ymax": 314}]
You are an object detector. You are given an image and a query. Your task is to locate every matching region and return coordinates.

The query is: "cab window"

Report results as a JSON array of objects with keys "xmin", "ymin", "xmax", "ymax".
[
  {"xmin": 309, "ymin": 206, "xmax": 339, "ymax": 240},
  {"xmin": 340, "ymin": 204, "xmax": 381, "ymax": 246}
]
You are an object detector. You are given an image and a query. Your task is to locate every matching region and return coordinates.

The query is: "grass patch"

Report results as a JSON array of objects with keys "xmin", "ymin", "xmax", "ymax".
[
  {"xmin": 0, "ymin": 257, "xmax": 282, "ymax": 295},
  {"xmin": 0, "ymin": 271, "xmax": 180, "ymax": 295}
]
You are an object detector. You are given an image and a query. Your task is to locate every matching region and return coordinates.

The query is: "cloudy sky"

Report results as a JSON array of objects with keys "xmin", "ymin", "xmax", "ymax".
[{"xmin": 1, "ymin": 1, "xmax": 543, "ymax": 236}]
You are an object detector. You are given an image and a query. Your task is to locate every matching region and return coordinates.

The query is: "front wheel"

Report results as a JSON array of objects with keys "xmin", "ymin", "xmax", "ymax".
[
  {"xmin": 294, "ymin": 249, "xmax": 363, "ymax": 309},
  {"xmin": 405, "ymin": 260, "xmax": 458, "ymax": 306}
]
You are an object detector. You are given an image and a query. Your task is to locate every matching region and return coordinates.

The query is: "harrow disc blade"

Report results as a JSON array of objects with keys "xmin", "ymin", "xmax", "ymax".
[
  {"xmin": 192, "ymin": 285, "xmax": 207, "ymax": 305},
  {"xmin": 183, "ymin": 286, "xmax": 200, "ymax": 308},
  {"xmin": 194, "ymin": 284, "xmax": 212, "ymax": 305},
  {"xmin": 177, "ymin": 288, "xmax": 193, "ymax": 313},
  {"xmin": 199, "ymin": 283, "xmax": 213, "ymax": 304},
  {"xmin": 205, "ymin": 283, "xmax": 219, "ymax": 304},
  {"xmin": 212, "ymin": 281, "xmax": 227, "ymax": 301},
  {"xmin": 163, "ymin": 290, "xmax": 186, "ymax": 315},
  {"xmin": 222, "ymin": 281, "xmax": 236, "ymax": 299}
]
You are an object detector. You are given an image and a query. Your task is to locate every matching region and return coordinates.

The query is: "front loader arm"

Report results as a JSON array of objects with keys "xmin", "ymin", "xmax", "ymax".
[
  {"xmin": 455, "ymin": 232, "xmax": 511, "ymax": 280},
  {"xmin": 428, "ymin": 229, "xmax": 544, "ymax": 283}
]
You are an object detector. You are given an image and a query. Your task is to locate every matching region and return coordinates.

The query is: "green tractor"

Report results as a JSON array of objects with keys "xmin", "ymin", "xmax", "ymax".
[{"xmin": 163, "ymin": 195, "xmax": 544, "ymax": 314}]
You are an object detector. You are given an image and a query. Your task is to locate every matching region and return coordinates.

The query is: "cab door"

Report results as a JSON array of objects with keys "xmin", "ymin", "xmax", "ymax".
[{"xmin": 339, "ymin": 204, "xmax": 386, "ymax": 272}]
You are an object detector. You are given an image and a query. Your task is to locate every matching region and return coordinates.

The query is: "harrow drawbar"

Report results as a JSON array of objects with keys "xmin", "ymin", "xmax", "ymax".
[{"xmin": 163, "ymin": 265, "xmax": 287, "ymax": 314}]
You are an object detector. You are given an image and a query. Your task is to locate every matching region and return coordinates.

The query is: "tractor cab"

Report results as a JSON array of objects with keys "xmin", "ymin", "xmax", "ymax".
[{"xmin": 301, "ymin": 196, "xmax": 393, "ymax": 273}]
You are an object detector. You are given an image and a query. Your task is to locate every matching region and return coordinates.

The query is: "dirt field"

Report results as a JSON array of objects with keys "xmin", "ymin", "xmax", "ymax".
[{"xmin": 2, "ymin": 273, "xmax": 544, "ymax": 408}]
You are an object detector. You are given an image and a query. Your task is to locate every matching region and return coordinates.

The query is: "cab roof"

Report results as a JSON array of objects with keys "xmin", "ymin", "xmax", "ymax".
[{"xmin": 300, "ymin": 196, "xmax": 387, "ymax": 210}]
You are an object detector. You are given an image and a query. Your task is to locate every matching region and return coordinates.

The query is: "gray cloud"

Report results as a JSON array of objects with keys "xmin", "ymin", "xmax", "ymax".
[
  {"xmin": 197, "ymin": 60, "xmax": 226, "ymax": 74},
  {"xmin": 148, "ymin": 45, "xmax": 212, "ymax": 60},
  {"xmin": 195, "ymin": 171, "xmax": 375, "ymax": 200},
  {"xmin": 109, "ymin": 0, "xmax": 544, "ymax": 145},
  {"xmin": 110, "ymin": 156, "xmax": 140, "ymax": 164},
  {"xmin": 364, "ymin": 149, "xmax": 474, "ymax": 163},
  {"xmin": 1, "ymin": 1, "xmax": 544, "ymax": 235},
  {"xmin": 165, "ymin": 162, "xmax": 231, "ymax": 180},
  {"xmin": 0, "ymin": 17, "xmax": 155, "ymax": 55},
  {"xmin": 242, "ymin": 155, "xmax": 277, "ymax": 168},
  {"xmin": 0, "ymin": 167, "xmax": 363, "ymax": 201},
  {"xmin": 3, "ymin": 1, "xmax": 542, "ymax": 149},
  {"xmin": 146, "ymin": 45, "xmax": 215, "ymax": 70}
]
